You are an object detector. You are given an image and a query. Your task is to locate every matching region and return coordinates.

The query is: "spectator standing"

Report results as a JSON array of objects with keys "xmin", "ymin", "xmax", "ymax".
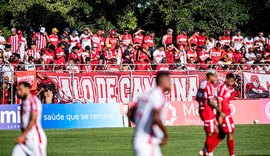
[
  {"xmin": 254, "ymin": 32, "xmax": 265, "ymax": 51},
  {"xmin": 176, "ymin": 29, "xmax": 188, "ymax": 50},
  {"xmin": 233, "ymin": 47, "xmax": 244, "ymax": 64},
  {"xmin": 32, "ymin": 27, "xmax": 49, "ymax": 50},
  {"xmin": 7, "ymin": 28, "xmax": 19, "ymax": 53},
  {"xmin": 198, "ymin": 46, "xmax": 210, "ymax": 63},
  {"xmin": 49, "ymin": 28, "xmax": 59, "ymax": 48},
  {"xmin": 80, "ymin": 28, "xmax": 92, "ymax": 50},
  {"xmin": 153, "ymin": 45, "xmax": 165, "ymax": 64},
  {"xmin": 197, "ymin": 31, "xmax": 207, "ymax": 47},
  {"xmin": 25, "ymin": 42, "xmax": 40, "ymax": 61},
  {"xmin": 17, "ymin": 30, "xmax": 27, "ymax": 61},
  {"xmin": 133, "ymin": 28, "xmax": 144, "ymax": 45},
  {"xmin": 68, "ymin": 46, "xmax": 80, "ymax": 63},
  {"xmin": 81, "ymin": 45, "xmax": 90, "ymax": 63},
  {"xmin": 162, "ymin": 28, "xmax": 173, "ymax": 48},
  {"xmin": 222, "ymin": 45, "xmax": 235, "ymax": 62},
  {"xmin": 244, "ymin": 33, "xmax": 254, "ymax": 52},
  {"xmin": 105, "ymin": 30, "xmax": 119, "ymax": 50},
  {"xmin": 206, "ymin": 35, "xmax": 216, "ymax": 52},
  {"xmin": 91, "ymin": 30, "xmax": 102, "ymax": 50},
  {"xmin": 220, "ymin": 30, "xmax": 231, "ymax": 46},
  {"xmin": 69, "ymin": 30, "xmax": 80, "ymax": 52},
  {"xmin": 187, "ymin": 43, "xmax": 198, "ymax": 62},
  {"xmin": 60, "ymin": 27, "xmax": 71, "ymax": 42},
  {"xmin": 0, "ymin": 29, "xmax": 6, "ymax": 50},
  {"xmin": 232, "ymin": 29, "xmax": 244, "ymax": 51},
  {"xmin": 81, "ymin": 57, "xmax": 92, "ymax": 72},
  {"xmin": 90, "ymin": 45, "xmax": 100, "ymax": 66},
  {"xmin": 188, "ymin": 30, "xmax": 199, "ymax": 48},
  {"xmin": 66, "ymin": 58, "xmax": 79, "ymax": 73},
  {"xmin": 143, "ymin": 31, "xmax": 155, "ymax": 56},
  {"xmin": 100, "ymin": 30, "xmax": 106, "ymax": 51},
  {"xmin": 164, "ymin": 43, "xmax": 179, "ymax": 65},
  {"xmin": 55, "ymin": 42, "xmax": 66, "ymax": 65},
  {"xmin": 121, "ymin": 29, "xmax": 133, "ymax": 47},
  {"xmin": 25, "ymin": 56, "xmax": 35, "ymax": 71},
  {"xmin": 122, "ymin": 44, "xmax": 134, "ymax": 70},
  {"xmin": 104, "ymin": 46, "xmax": 116, "ymax": 64}
]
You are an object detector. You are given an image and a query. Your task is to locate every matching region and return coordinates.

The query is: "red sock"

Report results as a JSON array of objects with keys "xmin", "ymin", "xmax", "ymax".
[
  {"xmin": 227, "ymin": 139, "xmax": 235, "ymax": 155},
  {"xmin": 212, "ymin": 133, "xmax": 222, "ymax": 150},
  {"xmin": 205, "ymin": 134, "xmax": 216, "ymax": 152}
]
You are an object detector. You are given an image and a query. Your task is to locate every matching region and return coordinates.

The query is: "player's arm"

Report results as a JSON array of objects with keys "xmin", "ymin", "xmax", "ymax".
[
  {"xmin": 208, "ymin": 98, "xmax": 223, "ymax": 116},
  {"xmin": 16, "ymin": 111, "xmax": 38, "ymax": 144},
  {"xmin": 127, "ymin": 104, "xmax": 136, "ymax": 123},
  {"xmin": 153, "ymin": 108, "xmax": 168, "ymax": 146}
]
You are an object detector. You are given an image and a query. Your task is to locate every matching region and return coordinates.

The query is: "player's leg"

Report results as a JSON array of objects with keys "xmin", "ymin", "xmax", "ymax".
[
  {"xmin": 133, "ymin": 138, "xmax": 151, "ymax": 156},
  {"xmin": 153, "ymin": 144, "xmax": 163, "ymax": 156},
  {"xmin": 204, "ymin": 119, "xmax": 219, "ymax": 156},
  {"xmin": 227, "ymin": 132, "xmax": 235, "ymax": 156},
  {"xmin": 11, "ymin": 144, "xmax": 28, "ymax": 156}
]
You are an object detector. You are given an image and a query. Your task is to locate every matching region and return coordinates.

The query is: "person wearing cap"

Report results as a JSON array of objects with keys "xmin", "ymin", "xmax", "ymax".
[
  {"xmin": 197, "ymin": 30, "xmax": 207, "ymax": 47},
  {"xmin": 188, "ymin": 30, "xmax": 199, "ymax": 49},
  {"xmin": 220, "ymin": 30, "xmax": 231, "ymax": 46},
  {"xmin": 105, "ymin": 30, "xmax": 119, "ymax": 50},
  {"xmin": 7, "ymin": 28, "xmax": 19, "ymax": 53},
  {"xmin": 133, "ymin": 28, "xmax": 144, "ymax": 45},
  {"xmin": 0, "ymin": 28, "xmax": 6, "ymax": 51},
  {"xmin": 17, "ymin": 30, "xmax": 28, "ymax": 61},
  {"xmin": 143, "ymin": 31, "xmax": 155, "ymax": 56},
  {"xmin": 80, "ymin": 27, "xmax": 92, "ymax": 50},
  {"xmin": 49, "ymin": 28, "xmax": 60, "ymax": 48},
  {"xmin": 176, "ymin": 29, "xmax": 188, "ymax": 50},
  {"xmin": 91, "ymin": 30, "xmax": 102, "ymax": 51},
  {"xmin": 59, "ymin": 27, "xmax": 71, "ymax": 43},
  {"xmin": 69, "ymin": 30, "xmax": 80, "ymax": 52},
  {"xmin": 121, "ymin": 29, "xmax": 133, "ymax": 47},
  {"xmin": 162, "ymin": 28, "xmax": 173, "ymax": 48},
  {"xmin": 32, "ymin": 27, "xmax": 49, "ymax": 50},
  {"xmin": 232, "ymin": 29, "xmax": 244, "ymax": 51}
]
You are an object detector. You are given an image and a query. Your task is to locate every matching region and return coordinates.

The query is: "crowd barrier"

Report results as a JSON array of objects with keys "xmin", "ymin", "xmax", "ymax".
[{"xmin": 1, "ymin": 99, "xmax": 269, "ymax": 130}]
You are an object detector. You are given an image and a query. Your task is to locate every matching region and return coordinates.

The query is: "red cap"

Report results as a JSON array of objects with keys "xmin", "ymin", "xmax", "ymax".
[
  {"xmin": 110, "ymin": 30, "xmax": 116, "ymax": 35},
  {"xmin": 142, "ymin": 44, "xmax": 148, "ymax": 49},
  {"xmin": 17, "ymin": 30, "xmax": 22, "ymax": 35}
]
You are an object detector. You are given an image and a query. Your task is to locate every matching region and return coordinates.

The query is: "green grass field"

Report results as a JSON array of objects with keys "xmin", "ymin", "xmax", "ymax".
[{"xmin": 1, "ymin": 125, "xmax": 270, "ymax": 156}]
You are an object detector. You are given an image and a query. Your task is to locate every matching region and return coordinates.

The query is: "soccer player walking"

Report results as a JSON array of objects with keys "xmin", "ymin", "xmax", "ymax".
[
  {"xmin": 128, "ymin": 71, "xmax": 171, "ymax": 156},
  {"xmin": 12, "ymin": 82, "xmax": 47, "ymax": 156},
  {"xmin": 197, "ymin": 69, "xmax": 225, "ymax": 156},
  {"xmin": 217, "ymin": 73, "xmax": 236, "ymax": 156}
]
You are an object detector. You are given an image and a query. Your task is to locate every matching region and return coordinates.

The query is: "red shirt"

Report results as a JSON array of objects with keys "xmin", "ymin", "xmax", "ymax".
[
  {"xmin": 7, "ymin": 35, "xmax": 19, "ymax": 53},
  {"xmin": 133, "ymin": 34, "xmax": 144, "ymax": 45},
  {"xmin": 135, "ymin": 61, "xmax": 151, "ymax": 70},
  {"xmin": 165, "ymin": 49, "xmax": 175, "ymax": 63},
  {"xmin": 108, "ymin": 37, "xmax": 118, "ymax": 50},
  {"xmin": 222, "ymin": 50, "xmax": 234, "ymax": 62},
  {"xmin": 218, "ymin": 83, "xmax": 234, "ymax": 116},
  {"xmin": 90, "ymin": 51, "xmax": 100, "ymax": 64},
  {"xmin": 45, "ymin": 50, "xmax": 55, "ymax": 64},
  {"xmin": 163, "ymin": 35, "xmax": 173, "ymax": 45},
  {"xmin": 187, "ymin": 49, "xmax": 197, "ymax": 62},
  {"xmin": 33, "ymin": 32, "xmax": 47, "ymax": 50},
  {"xmin": 121, "ymin": 34, "xmax": 132, "ymax": 46},
  {"xmin": 197, "ymin": 80, "xmax": 216, "ymax": 120},
  {"xmin": 104, "ymin": 49, "xmax": 116, "ymax": 63},
  {"xmin": 100, "ymin": 37, "xmax": 105, "ymax": 50},
  {"xmin": 143, "ymin": 35, "xmax": 154, "ymax": 48},
  {"xmin": 138, "ymin": 51, "xmax": 150, "ymax": 63},
  {"xmin": 55, "ymin": 48, "xmax": 66, "ymax": 64},
  {"xmin": 198, "ymin": 50, "xmax": 209, "ymax": 62},
  {"xmin": 49, "ymin": 34, "xmax": 59, "ymax": 48},
  {"xmin": 233, "ymin": 52, "xmax": 243, "ymax": 63},
  {"xmin": 220, "ymin": 35, "xmax": 231, "ymax": 46},
  {"xmin": 91, "ymin": 34, "xmax": 101, "ymax": 49},
  {"xmin": 210, "ymin": 47, "xmax": 222, "ymax": 64},
  {"xmin": 189, "ymin": 34, "xmax": 198, "ymax": 46},
  {"xmin": 81, "ymin": 65, "xmax": 92, "ymax": 72},
  {"xmin": 176, "ymin": 33, "xmax": 188, "ymax": 48},
  {"xmin": 197, "ymin": 35, "xmax": 207, "ymax": 46},
  {"xmin": 68, "ymin": 52, "xmax": 80, "ymax": 62}
]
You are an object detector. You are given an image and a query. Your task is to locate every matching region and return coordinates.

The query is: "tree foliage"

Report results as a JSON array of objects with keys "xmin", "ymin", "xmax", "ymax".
[{"xmin": 0, "ymin": 0, "xmax": 269, "ymax": 37}]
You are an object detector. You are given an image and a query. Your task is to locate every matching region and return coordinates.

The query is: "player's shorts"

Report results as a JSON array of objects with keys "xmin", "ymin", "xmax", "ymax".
[
  {"xmin": 203, "ymin": 118, "xmax": 217, "ymax": 133},
  {"xmin": 12, "ymin": 132, "xmax": 47, "ymax": 156},
  {"xmin": 133, "ymin": 136, "xmax": 162, "ymax": 156},
  {"xmin": 221, "ymin": 116, "xmax": 235, "ymax": 133}
]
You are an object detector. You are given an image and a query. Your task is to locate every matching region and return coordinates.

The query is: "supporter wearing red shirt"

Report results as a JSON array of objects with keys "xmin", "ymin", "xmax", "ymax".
[
  {"xmin": 90, "ymin": 46, "xmax": 100, "ymax": 65},
  {"xmin": 198, "ymin": 46, "xmax": 210, "ymax": 63},
  {"xmin": 100, "ymin": 30, "xmax": 106, "ymax": 50},
  {"xmin": 94, "ymin": 59, "xmax": 106, "ymax": 71},
  {"xmin": 188, "ymin": 30, "xmax": 199, "ymax": 48},
  {"xmin": 137, "ymin": 44, "xmax": 151, "ymax": 63},
  {"xmin": 187, "ymin": 43, "xmax": 198, "ymax": 62},
  {"xmin": 165, "ymin": 43, "xmax": 179, "ymax": 64},
  {"xmin": 42, "ymin": 44, "xmax": 55, "ymax": 64},
  {"xmin": 105, "ymin": 30, "xmax": 118, "ymax": 50},
  {"xmin": 197, "ymin": 31, "xmax": 207, "ymax": 47},
  {"xmin": 81, "ymin": 46, "xmax": 91, "ymax": 63},
  {"xmin": 210, "ymin": 42, "xmax": 222, "ymax": 64},
  {"xmin": 121, "ymin": 29, "xmax": 133, "ymax": 47},
  {"xmin": 135, "ymin": 59, "xmax": 151, "ymax": 71},
  {"xmin": 176, "ymin": 30, "xmax": 188, "ymax": 50},
  {"xmin": 264, "ymin": 46, "xmax": 270, "ymax": 60},
  {"xmin": 68, "ymin": 46, "xmax": 80, "ymax": 63},
  {"xmin": 222, "ymin": 45, "xmax": 235, "ymax": 62},
  {"xmin": 91, "ymin": 30, "xmax": 102, "ymax": 50},
  {"xmin": 143, "ymin": 32, "xmax": 155, "ymax": 55},
  {"xmin": 220, "ymin": 30, "xmax": 231, "ymax": 46},
  {"xmin": 104, "ymin": 46, "xmax": 116, "ymax": 64},
  {"xmin": 49, "ymin": 28, "xmax": 59, "ymax": 48},
  {"xmin": 162, "ymin": 28, "xmax": 173, "ymax": 47},
  {"xmin": 55, "ymin": 42, "xmax": 66, "ymax": 65},
  {"xmin": 107, "ymin": 59, "xmax": 120, "ymax": 71},
  {"xmin": 233, "ymin": 48, "xmax": 243, "ymax": 64},
  {"xmin": 81, "ymin": 57, "xmax": 92, "ymax": 72},
  {"xmin": 133, "ymin": 28, "xmax": 144, "ymax": 45}
]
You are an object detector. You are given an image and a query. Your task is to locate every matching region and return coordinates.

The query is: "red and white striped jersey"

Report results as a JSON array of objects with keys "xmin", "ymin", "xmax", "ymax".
[
  {"xmin": 7, "ymin": 35, "xmax": 19, "ymax": 53},
  {"xmin": 80, "ymin": 33, "xmax": 91, "ymax": 49},
  {"xmin": 69, "ymin": 35, "xmax": 80, "ymax": 51},
  {"xmin": 33, "ymin": 33, "xmax": 47, "ymax": 50},
  {"xmin": 244, "ymin": 37, "xmax": 254, "ymax": 52},
  {"xmin": 26, "ymin": 49, "xmax": 40, "ymax": 59},
  {"xmin": 18, "ymin": 36, "xmax": 27, "ymax": 53},
  {"xmin": 231, "ymin": 35, "xmax": 243, "ymax": 50}
]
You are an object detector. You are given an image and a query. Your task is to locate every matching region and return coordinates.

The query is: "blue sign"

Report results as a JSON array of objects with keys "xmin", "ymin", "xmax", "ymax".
[{"xmin": 0, "ymin": 104, "xmax": 124, "ymax": 130}]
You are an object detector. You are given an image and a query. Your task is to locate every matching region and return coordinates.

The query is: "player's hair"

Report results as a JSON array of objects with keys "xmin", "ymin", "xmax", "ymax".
[
  {"xmin": 226, "ymin": 73, "xmax": 235, "ymax": 80},
  {"xmin": 19, "ymin": 81, "xmax": 31, "ymax": 88},
  {"xmin": 156, "ymin": 71, "xmax": 170, "ymax": 86}
]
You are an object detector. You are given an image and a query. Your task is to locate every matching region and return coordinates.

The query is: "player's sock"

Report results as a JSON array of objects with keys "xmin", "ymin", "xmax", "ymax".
[
  {"xmin": 227, "ymin": 139, "xmax": 235, "ymax": 156},
  {"xmin": 208, "ymin": 152, "xmax": 214, "ymax": 156},
  {"xmin": 211, "ymin": 133, "xmax": 222, "ymax": 150},
  {"xmin": 206, "ymin": 135, "xmax": 215, "ymax": 153}
]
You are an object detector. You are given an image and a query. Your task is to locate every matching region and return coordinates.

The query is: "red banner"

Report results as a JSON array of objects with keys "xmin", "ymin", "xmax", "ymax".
[
  {"xmin": 164, "ymin": 99, "xmax": 270, "ymax": 126},
  {"xmin": 16, "ymin": 70, "xmax": 37, "ymax": 90}
]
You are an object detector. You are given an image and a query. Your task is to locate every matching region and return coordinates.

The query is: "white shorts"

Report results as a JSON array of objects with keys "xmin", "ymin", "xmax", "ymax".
[
  {"xmin": 133, "ymin": 136, "xmax": 162, "ymax": 156},
  {"xmin": 12, "ymin": 132, "xmax": 47, "ymax": 156}
]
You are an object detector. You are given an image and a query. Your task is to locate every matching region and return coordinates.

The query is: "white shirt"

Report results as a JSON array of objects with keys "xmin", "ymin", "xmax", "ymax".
[
  {"xmin": 69, "ymin": 35, "xmax": 80, "ymax": 52},
  {"xmin": 134, "ymin": 87, "xmax": 167, "ymax": 144},
  {"xmin": 153, "ymin": 50, "xmax": 166, "ymax": 63},
  {"xmin": 254, "ymin": 36, "xmax": 265, "ymax": 51},
  {"xmin": 244, "ymin": 37, "xmax": 254, "ymax": 52},
  {"xmin": 80, "ymin": 33, "xmax": 91, "ymax": 49},
  {"xmin": 245, "ymin": 52, "xmax": 256, "ymax": 65},
  {"xmin": 0, "ymin": 36, "xmax": 6, "ymax": 50},
  {"xmin": 19, "ymin": 36, "xmax": 27, "ymax": 53},
  {"xmin": 25, "ymin": 62, "xmax": 36, "ymax": 71},
  {"xmin": 66, "ymin": 65, "xmax": 80, "ymax": 73},
  {"xmin": 1, "ymin": 63, "xmax": 14, "ymax": 83},
  {"xmin": 232, "ymin": 35, "xmax": 244, "ymax": 50},
  {"xmin": 206, "ymin": 39, "xmax": 215, "ymax": 52}
]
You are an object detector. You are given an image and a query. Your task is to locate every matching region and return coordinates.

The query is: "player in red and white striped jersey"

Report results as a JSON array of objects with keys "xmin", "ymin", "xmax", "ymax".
[
  {"xmin": 128, "ymin": 71, "xmax": 171, "ymax": 156},
  {"xmin": 32, "ymin": 27, "xmax": 49, "ymax": 50},
  {"xmin": 12, "ymin": 82, "xmax": 47, "ymax": 156},
  {"xmin": 7, "ymin": 28, "xmax": 19, "ymax": 53}
]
